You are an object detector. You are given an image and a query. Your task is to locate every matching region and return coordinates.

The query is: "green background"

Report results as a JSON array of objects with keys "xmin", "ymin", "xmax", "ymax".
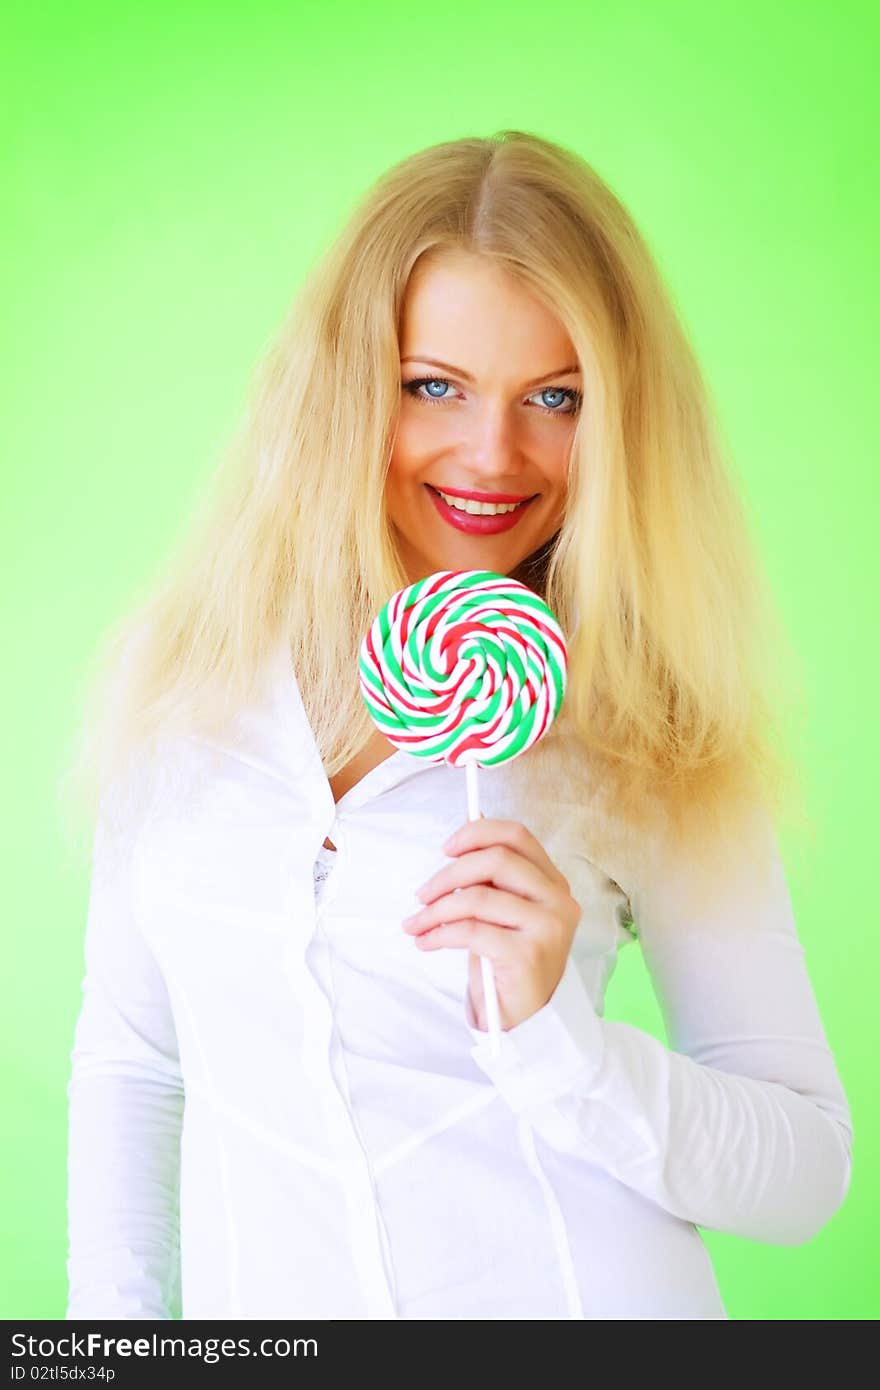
[{"xmin": 2, "ymin": 0, "xmax": 876, "ymax": 1321}]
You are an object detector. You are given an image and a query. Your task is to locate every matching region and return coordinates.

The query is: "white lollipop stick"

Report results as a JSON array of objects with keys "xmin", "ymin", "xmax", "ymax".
[{"xmin": 465, "ymin": 758, "xmax": 502, "ymax": 1058}]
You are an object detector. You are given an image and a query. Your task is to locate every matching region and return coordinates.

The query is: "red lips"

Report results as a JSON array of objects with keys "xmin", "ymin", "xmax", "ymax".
[
  {"xmin": 426, "ymin": 485, "xmax": 537, "ymax": 536},
  {"xmin": 429, "ymin": 484, "xmax": 536, "ymax": 504}
]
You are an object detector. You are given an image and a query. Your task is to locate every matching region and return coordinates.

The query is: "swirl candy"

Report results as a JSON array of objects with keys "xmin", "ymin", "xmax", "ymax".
[{"xmin": 358, "ymin": 569, "xmax": 568, "ymax": 767}]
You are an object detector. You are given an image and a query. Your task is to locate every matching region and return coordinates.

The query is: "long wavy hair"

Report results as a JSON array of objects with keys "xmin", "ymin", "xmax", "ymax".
[{"xmin": 59, "ymin": 129, "xmax": 812, "ymax": 906}]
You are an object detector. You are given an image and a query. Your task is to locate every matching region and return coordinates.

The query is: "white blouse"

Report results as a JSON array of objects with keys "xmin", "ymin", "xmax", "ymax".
[{"xmin": 64, "ymin": 640, "xmax": 853, "ymax": 1320}]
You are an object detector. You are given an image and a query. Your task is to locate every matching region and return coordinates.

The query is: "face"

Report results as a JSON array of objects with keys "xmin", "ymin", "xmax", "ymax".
[{"xmin": 386, "ymin": 251, "xmax": 581, "ymax": 587}]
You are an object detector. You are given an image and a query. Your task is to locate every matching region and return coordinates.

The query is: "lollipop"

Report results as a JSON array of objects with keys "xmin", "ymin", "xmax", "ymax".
[{"xmin": 358, "ymin": 570, "xmax": 568, "ymax": 1056}]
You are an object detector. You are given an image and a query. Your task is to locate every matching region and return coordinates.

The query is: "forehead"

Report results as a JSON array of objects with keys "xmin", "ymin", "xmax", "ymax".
[{"xmin": 400, "ymin": 253, "xmax": 575, "ymax": 358}]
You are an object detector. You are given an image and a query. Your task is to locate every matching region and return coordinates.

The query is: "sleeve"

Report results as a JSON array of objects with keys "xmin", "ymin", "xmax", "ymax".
[
  {"xmin": 65, "ymin": 794, "xmax": 185, "ymax": 1320},
  {"xmin": 464, "ymin": 804, "xmax": 854, "ymax": 1247}
]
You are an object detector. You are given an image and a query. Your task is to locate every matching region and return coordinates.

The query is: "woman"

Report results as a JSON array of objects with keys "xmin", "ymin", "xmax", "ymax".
[{"xmin": 62, "ymin": 130, "xmax": 853, "ymax": 1320}]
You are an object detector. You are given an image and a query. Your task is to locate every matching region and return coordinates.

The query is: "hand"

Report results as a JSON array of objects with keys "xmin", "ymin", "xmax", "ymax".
[{"xmin": 401, "ymin": 817, "xmax": 581, "ymax": 1032}]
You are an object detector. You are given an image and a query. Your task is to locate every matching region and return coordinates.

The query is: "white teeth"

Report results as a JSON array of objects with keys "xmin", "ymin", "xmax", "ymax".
[{"xmin": 435, "ymin": 489, "xmax": 527, "ymax": 516}]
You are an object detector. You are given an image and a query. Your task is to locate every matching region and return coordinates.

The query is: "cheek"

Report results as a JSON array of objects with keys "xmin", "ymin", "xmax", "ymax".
[
  {"xmin": 537, "ymin": 431, "xmax": 575, "ymax": 491},
  {"xmin": 530, "ymin": 416, "xmax": 577, "ymax": 462},
  {"xmin": 386, "ymin": 454, "xmax": 420, "ymax": 512},
  {"xmin": 385, "ymin": 449, "xmax": 427, "ymax": 531},
  {"xmin": 391, "ymin": 409, "xmax": 438, "ymax": 466}
]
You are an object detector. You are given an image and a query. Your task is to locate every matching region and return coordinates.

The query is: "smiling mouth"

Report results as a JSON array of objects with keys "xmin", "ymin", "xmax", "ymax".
[
  {"xmin": 426, "ymin": 484, "xmax": 539, "ymax": 514},
  {"xmin": 424, "ymin": 483, "xmax": 539, "ymax": 535}
]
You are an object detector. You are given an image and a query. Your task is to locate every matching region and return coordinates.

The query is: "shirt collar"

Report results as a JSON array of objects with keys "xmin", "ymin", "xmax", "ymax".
[{"xmin": 188, "ymin": 636, "xmax": 430, "ymax": 808}]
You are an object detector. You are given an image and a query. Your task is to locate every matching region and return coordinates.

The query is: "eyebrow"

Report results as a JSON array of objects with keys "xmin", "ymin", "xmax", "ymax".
[{"xmin": 400, "ymin": 356, "xmax": 581, "ymax": 389}]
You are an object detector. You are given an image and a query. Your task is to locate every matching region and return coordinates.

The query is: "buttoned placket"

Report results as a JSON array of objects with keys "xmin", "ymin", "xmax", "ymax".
[{"xmin": 291, "ymin": 746, "xmax": 427, "ymax": 1320}]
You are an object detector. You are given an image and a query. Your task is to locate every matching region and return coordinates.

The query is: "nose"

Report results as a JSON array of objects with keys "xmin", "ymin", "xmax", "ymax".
[{"xmin": 459, "ymin": 399, "xmax": 522, "ymax": 479}]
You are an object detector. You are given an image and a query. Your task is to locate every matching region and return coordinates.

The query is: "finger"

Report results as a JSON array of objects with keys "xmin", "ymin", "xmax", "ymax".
[
  {"xmin": 413, "ymin": 918, "xmax": 520, "ymax": 959},
  {"xmin": 416, "ymin": 844, "xmax": 548, "ymax": 906},
  {"xmin": 404, "ymin": 883, "xmax": 548, "ymax": 935},
  {"xmin": 442, "ymin": 817, "xmax": 568, "ymax": 890}
]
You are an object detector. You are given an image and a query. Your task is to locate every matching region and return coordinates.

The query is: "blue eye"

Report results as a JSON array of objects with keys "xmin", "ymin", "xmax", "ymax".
[
  {"xmin": 408, "ymin": 378, "xmax": 455, "ymax": 402},
  {"xmin": 532, "ymin": 386, "xmax": 581, "ymax": 413},
  {"xmin": 535, "ymin": 387, "xmax": 575, "ymax": 412},
  {"xmin": 403, "ymin": 377, "xmax": 582, "ymax": 415}
]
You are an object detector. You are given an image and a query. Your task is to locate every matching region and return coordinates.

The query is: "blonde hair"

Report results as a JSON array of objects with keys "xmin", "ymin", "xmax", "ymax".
[{"xmin": 58, "ymin": 129, "xmax": 813, "ymax": 907}]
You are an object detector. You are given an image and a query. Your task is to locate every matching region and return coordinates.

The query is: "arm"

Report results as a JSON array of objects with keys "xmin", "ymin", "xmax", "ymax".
[
  {"xmin": 465, "ymin": 806, "xmax": 853, "ymax": 1246},
  {"xmin": 66, "ymin": 790, "xmax": 184, "ymax": 1320}
]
